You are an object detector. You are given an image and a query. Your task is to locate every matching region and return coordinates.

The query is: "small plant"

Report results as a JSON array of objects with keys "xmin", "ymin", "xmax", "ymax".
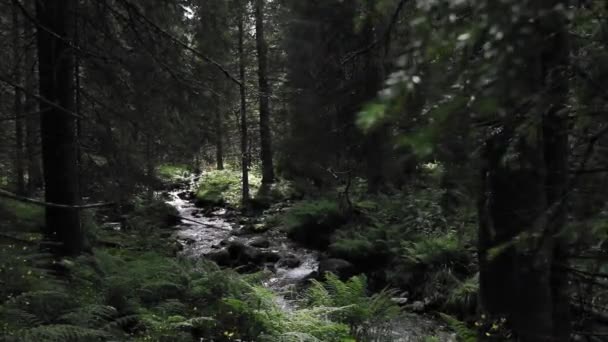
[{"xmin": 446, "ymin": 273, "xmax": 479, "ymax": 315}]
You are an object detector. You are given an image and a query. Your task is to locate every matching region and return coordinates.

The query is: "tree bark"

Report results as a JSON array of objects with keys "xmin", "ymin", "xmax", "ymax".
[
  {"xmin": 478, "ymin": 2, "xmax": 570, "ymax": 341},
  {"xmin": 36, "ymin": 0, "xmax": 84, "ymax": 255},
  {"xmin": 362, "ymin": 0, "xmax": 386, "ymax": 193},
  {"xmin": 254, "ymin": 0, "xmax": 275, "ymax": 184},
  {"xmin": 24, "ymin": 0, "xmax": 42, "ymax": 195},
  {"xmin": 12, "ymin": 3, "xmax": 25, "ymax": 195},
  {"xmin": 215, "ymin": 93, "xmax": 224, "ymax": 170},
  {"xmin": 238, "ymin": 2, "xmax": 250, "ymax": 203}
]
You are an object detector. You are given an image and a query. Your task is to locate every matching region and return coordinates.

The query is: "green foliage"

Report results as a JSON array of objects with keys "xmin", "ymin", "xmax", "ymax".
[
  {"xmin": 439, "ymin": 313, "xmax": 477, "ymax": 342},
  {"xmin": 0, "ymin": 198, "xmax": 44, "ymax": 233},
  {"xmin": 305, "ymin": 273, "xmax": 400, "ymax": 340},
  {"xmin": 282, "ymin": 199, "xmax": 346, "ymax": 248},
  {"xmin": 446, "ymin": 273, "xmax": 479, "ymax": 314},
  {"xmin": 195, "ymin": 169, "xmax": 261, "ymax": 207},
  {"xmin": 156, "ymin": 164, "xmax": 190, "ymax": 183},
  {"xmin": 400, "ymin": 233, "xmax": 467, "ymax": 270}
]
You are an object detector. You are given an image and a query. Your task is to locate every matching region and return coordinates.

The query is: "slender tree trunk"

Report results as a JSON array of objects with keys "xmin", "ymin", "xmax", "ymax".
[
  {"xmin": 238, "ymin": 3, "xmax": 250, "ymax": 204},
  {"xmin": 362, "ymin": 0, "xmax": 385, "ymax": 194},
  {"xmin": 542, "ymin": 9, "xmax": 571, "ymax": 341},
  {"xmin": 24, "ymin": 0, "xmax": 42, "ymax": 195},
  {"xmin": 12, "ymin": 3, "xmax": 25, "ymax": 195},
  {"xmin": 215, "ymin": 94, "xmax": 224, "ymax": 170},
  {"xmin": 36, "ymin": 0, "xmax": 83, "ymax": 255},
  {"xmin": 254, "ymin": 0, "xmax": 275, "ymax": 184}
]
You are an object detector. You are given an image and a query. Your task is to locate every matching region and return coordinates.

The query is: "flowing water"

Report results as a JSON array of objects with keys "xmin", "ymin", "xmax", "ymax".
[{"xmin": 165, "ymin": 175, "xmax": 456, "ymax": 341}]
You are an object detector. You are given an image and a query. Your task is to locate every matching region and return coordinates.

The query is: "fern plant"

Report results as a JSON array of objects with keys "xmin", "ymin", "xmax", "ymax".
[{"xmin": 305, "ymin": 273, "xmax": 400, "ymax": 341}]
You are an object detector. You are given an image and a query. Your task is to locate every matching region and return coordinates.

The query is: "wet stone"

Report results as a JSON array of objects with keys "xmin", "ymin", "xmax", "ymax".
[
  {"xmin": 277, "ymin": 255, "xmax": 302, "ymax": 269},
  {"xmin": 248, "ymin": 237, "xmax": 270, "ymax": 248}
]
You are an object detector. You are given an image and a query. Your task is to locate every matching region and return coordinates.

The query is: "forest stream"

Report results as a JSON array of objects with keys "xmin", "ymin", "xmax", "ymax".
[{"xmin": 165, "ymin": 174, "xmax": 456, "ymax": 342}]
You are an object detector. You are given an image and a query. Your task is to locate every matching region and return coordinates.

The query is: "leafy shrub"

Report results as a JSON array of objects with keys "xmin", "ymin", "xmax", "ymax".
[
  {"xmin": 400, "ymin": 233, "xmax": 470, "ymax": 271},
  {"xmin": 283, "ymin": 199, "xmax": 346, "ymax": 249}
]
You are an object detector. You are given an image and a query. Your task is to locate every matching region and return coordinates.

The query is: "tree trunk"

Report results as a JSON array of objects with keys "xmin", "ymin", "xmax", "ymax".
[
  {"xmin": 362, "ymin": 0, "xmax": 385, "ymax": 193},
  {"xmin": 215, "ymin": 94, "xmax": 224, "ymax": 170},
  {"xmin": 36, "ymin": 0, "xmax": 83, "ymax": 255},
  {"xmin": 12, "ymin": 3, "xmax": 25, "ymax": 195},
  {"xmin": 478, "ymin": 131, "xmax": 554, "ymax": 341},
  {"xmin": 255, "ymin": 0, "xmax": 275, "ymax": 184},
  {"xmin": 478, "ymin": 2, "xmax": 570, "ymax": 341},
  {"xmin": 542, "ymin": 9, "xmax": 571, "ymax": 341},
  {"xmin": 238, "ymin": 3, "xmax": 250, "ymax": 203},
  {"xmin": 24, "ymin": 0, "xmax": 42, "ymax": 195}
]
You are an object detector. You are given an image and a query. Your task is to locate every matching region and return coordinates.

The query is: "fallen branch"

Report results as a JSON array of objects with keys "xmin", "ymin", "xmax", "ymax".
[
  {"xmin": 0, "ymin": 233, "xmax": 38, "ymax": 245},
  {"xmin": 169, "ymin": 214, "xmax": 232, "ymax": 231},
  {"xmin": 0, "ymin": 189, "xmax": 114, "ymax": 209}
]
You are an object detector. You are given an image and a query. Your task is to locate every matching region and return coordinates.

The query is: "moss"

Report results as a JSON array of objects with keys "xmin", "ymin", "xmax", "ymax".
[
  {"xmin": 0, "ymin": 198, "xmax": 44, "ymax": 233},
  {"xmin": 195, "ymin": 169, "xmax": 261, "ymax": 207}
]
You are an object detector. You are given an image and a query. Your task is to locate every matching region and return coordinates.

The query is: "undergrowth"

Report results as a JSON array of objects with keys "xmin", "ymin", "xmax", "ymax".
[{"xmin": 195, "ymin": 169, "xmax": 261, "ymax": 207}]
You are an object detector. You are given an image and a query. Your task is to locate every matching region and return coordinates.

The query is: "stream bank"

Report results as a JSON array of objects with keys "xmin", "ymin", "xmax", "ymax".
[{"xmin": 166, "ymin": 175, "xmax": 456, "ymax": 341}]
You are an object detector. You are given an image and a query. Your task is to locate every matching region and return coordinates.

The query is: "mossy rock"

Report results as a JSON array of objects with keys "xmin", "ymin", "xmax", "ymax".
[{"xmin": 282, "ymin": 199, "xmax": 347, "ymax": 249}]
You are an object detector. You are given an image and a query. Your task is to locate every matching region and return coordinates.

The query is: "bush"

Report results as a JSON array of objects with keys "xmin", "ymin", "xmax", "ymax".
[{"xmin": 283, "ymin": 199, "xmax": 346, "ymax": 249}]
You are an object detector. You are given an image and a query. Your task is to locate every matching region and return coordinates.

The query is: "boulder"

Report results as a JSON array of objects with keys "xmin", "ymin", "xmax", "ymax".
[
  {"xmin": 182, "ymin": 238, "xmax": 196, "ymax": 245},
  {"xmin": 205, "ymin": 249, "xmax": 231, "ymax": 266},
  {"xmin": 259, "ymin": 250, "xmax": 281, "ymax": 263},
  {"xmin": 317, "ymin": 258, "xmax": 356, "ymax": 280},
  {"xmin": 177, "ymin": 191, "xmax": 194, "ymax": 200},
  {"xmin": 277, "ymin": 255, "xmax": 302, "ymax": 269},
  {"xmin": 248, "ymin": 237, "xmax": 270, "ymax": 248}
]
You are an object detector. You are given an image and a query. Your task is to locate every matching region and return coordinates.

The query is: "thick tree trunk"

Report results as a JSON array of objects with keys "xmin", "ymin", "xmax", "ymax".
[
  {"xmin": 36, "ymin": 0, "xmax": 83, "ymax": 255},
  {"xmin": 12, "ymin": 3, "xmax": 25, "ymax": 195},
  {"xmin": 24, "ymin": 1, "xmax": 42, "ymax": 195},
  {"xmin": 255, "ymin": 0, "xmax": 275, "ymax": 184},
  {"xmin": 478, "ymin": 131, "xmax": 554, "ymax": 341},
  {"xmin": 238, "ymin": 4, "xmax": 250, "ymax": 203},
  {"xmin": 478, "ymin": 2, "xmax": 570, "ymax": 341}
]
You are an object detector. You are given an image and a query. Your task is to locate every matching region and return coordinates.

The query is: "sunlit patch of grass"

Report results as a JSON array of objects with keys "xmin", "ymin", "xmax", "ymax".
[
  {"xmin": 195, "ymin": 169, "xmax": 261, "ymax": 207},
  {"xmin": 156, "ymin": 164, "xmax": 190, "ymax": 183}
]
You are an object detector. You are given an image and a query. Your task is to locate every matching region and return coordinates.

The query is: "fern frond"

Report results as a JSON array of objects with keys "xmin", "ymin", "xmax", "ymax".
[
  {"xmin": 439, "ymin": 313, "xmax": 477, "ymax": 342},
  {"xmin": 19, "ymin": 324, "xmax": 110, "ymax": 342}
]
